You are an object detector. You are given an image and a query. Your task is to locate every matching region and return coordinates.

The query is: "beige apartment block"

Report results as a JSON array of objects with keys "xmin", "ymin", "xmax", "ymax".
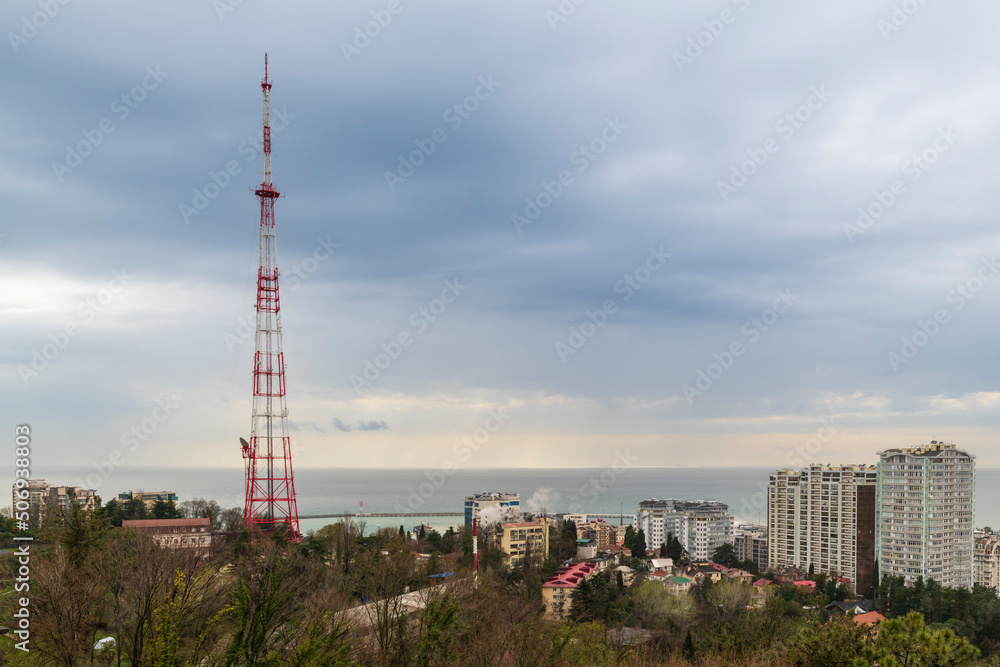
[{"xmin": 768, "ymin": 464, "xmax": 877, "ymax": 594}]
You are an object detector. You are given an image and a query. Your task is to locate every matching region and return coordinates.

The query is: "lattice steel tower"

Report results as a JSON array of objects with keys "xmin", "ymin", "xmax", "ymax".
[{"xmin": 241, "ymin": 53, "xmax": 301, "ymax": 541}]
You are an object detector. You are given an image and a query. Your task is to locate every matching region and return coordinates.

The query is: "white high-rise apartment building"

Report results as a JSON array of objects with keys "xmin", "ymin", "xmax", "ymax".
[
  {"xmin": 637, "ymin": 499, "xmax": 732, "ymax": 561},
  {"xmin": 877, "ymin": 442, "xmax": 975, "ymax": 589},
  {"xmin": 767, "ymin": 465, "xmax": 878, "ymax": 594}
]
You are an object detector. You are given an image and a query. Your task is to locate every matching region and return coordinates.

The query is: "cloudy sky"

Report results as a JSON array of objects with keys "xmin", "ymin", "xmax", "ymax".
[{"xmin": 3, "ymin": 1, "xmax": 999, "ymax": 474}]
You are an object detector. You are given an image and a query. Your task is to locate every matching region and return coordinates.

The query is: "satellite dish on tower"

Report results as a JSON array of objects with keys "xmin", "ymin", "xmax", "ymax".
[{"xmin": 240, "ymin": 437, "xmax": 250, "ymax": 449}]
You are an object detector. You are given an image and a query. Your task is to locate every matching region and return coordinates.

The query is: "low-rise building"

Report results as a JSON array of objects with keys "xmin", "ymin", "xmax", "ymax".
[
  {"xmin": 592, "ymin": 520, "xmax": 629, "ymax": 550},
  {"xmin": 722, "ymin": 568, "xmax": 755, "ymax": 583},
  {"xmin": 542, "ymin": 562, "xmax": 598, "ymax": 619},
  {"xmin": 48, "ymin": 486, "xmax": 98, "ymax": 512},
  {"xmin": 854, "ymin": 611, "xmax": 886, "ymax": 632},
  {"xmin": 685, "ymin": 563, "xmax": 724, "ymax": 584},
  {"xmin": 576, "ymin": 538, "xmax": 597, "ymax": 560},
  {"xmin": 826, "ymin": 600, "xmax": 873, "ymax": 616},
  {"xmin": 497, "ymin": 517, "xmax": 549, "ymax": 568},
  {"xmin": 123, "ymin": 518, "xmax": 212, "ymax": 550},
  {"xmin": 734, "ymin": 524, "xmax": 769, "ymax": 569},
  {"xmin": 465, "ymin": 491, "xmax": 520, "ymax": 526},
  {"xmin": 649, "ymin": 558, "xmax": 674, "ymax": 571},
  {"xmin": 12, "ymin": 480, "xmax": 98, "ymax": 523},
  {"xmin": 667, "ymin": 576, "xmax": 692, "ymax": 595},
  {"xmin": 11, "ymin": 479, "xmax": 51, "ymax": 524},
  {"xmin": 118, "ymin": 490, "xmax": 179, "ymax": 509}
]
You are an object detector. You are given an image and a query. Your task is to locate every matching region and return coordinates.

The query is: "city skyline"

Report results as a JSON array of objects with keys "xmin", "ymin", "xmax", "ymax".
[{"xmin": 5, "ymin": 2, "xmax": 1000, "ymax": 473}]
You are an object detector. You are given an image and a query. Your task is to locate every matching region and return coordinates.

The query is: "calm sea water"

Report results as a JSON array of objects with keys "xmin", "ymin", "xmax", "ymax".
[{"xmin": 18, "ymin": 466, "xmax": 1000, "ymax": 536}]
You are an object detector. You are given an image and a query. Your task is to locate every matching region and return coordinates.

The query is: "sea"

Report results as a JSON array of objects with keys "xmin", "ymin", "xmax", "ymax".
[{"xmin": 25, "ymin": 466, "xmax": 1000, "ymax": 537}]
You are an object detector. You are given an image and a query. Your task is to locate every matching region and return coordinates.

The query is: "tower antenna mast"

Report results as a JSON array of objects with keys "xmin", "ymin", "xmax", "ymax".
[{"xmin": 242, "ymin": 53, "xmax": 301, "ymax": 542}]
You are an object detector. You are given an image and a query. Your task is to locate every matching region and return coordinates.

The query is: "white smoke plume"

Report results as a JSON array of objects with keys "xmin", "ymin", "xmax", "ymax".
[
  {"xmin": 476, "ymin": 504, "xmax": 522, "ymax": 527},
  {"xmin": 525, "ymin": 486, "xmax": 560, "ymax": 515}
]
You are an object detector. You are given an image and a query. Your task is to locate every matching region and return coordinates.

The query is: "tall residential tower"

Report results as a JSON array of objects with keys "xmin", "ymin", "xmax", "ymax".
[
  {"xmin": 876, "ymin": 442, "xmax": 975, "ymax": 588},
  {"xmin": 768, "ymin": 464, "xmax": 878, "ymax": 594}
]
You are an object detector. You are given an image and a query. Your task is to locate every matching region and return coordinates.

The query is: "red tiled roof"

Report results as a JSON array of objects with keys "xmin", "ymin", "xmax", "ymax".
[
  {"xmin": 753, "ymin": 578, "xmax": 773, "ymax": 587},
  {"xmin": 123, "ymin": 518, "xmax": 210, "ymax": 528},
  {"xmin": 724, "ymin": 569, "xmax": 753, "ymax": 578},
  {"xmin": 792, "ymin": 580, "xmax": 817, "ymax": 589},
  {"xmin": 543, "ymin": 562, "xmax": 598, "ymax": 589},
  {"xmin": 854, "ymin": 611, "xmax": 885, "ymax": 626}
]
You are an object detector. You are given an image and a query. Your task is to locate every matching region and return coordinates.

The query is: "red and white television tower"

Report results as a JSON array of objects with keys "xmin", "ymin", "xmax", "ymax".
[{"xmin": 241, "ymin": 53, "xmax": 301, "ymax": 542}]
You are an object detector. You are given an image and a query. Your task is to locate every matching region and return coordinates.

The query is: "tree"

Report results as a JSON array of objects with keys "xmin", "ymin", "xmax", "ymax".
[
  {"xmin": 152, "ymin": 498, "xmax": 184, "ymax": 519},
  {"xmin": 569, "ymin": 571, "xmax": 629, "ymax": 624},
  {"xmin": 352, "ymin": 544, "xmax": 418, "ymax": 663},
  {"xmin": 623, "ymin": 526, "xmax": 636, "ymax": 549},
  {"xmin": 682, "ymin": 630, "xmax": 697, "ymax": 662},
  {"xmin": 221, "ymin": 541, "xmax": 351, "ymax": 665},
  {"xmin": 665, "ymin": 532, "xmax": 685, "ymax": 562},
  {"xmin": 219, "ymin": 506, "xmax": 244, "ymax": 532},
  {"xmin": 180, "ymin": 498, "xmax": 222, "ymax": 526},
  {"xmin": 629, "ymin": 581, "xmax": 697, "ymax": 633},
  {"xmin": 707, "ymin": 577, "xmax": 752, "ymax": 618},
  {"xmin": 552, "ymin": 519, "xmax": 578, "ymax": 562},
  {"xmin": 39, "ymin": 500, "xmax": 109, "ymax": 567},
  {"xmin": 659, "ymin": 543, "xmax": 667, "ymax": 558},
  {"xmin": 712, "ymin": 542, "xmax": 736, "ymax": 567},
  {"xmin": 414, "ymin": 594, "xmax": 462, "ymax": 666},
  {"xmin": 863, "ymin": 611, "xmax": 980, "ymax": 666},
  {"xmin": 788, "ymin": 615, "xmax": 868, "ymax": 666},
  {"xmin": 631, "ymin": 529, "xmax": 647, "ymax": 559}
]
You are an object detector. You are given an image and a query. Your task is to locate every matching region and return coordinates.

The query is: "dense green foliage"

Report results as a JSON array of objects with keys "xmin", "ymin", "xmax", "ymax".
[{"xmin": 3, "ymin": 507, "xmax": 999, "ymax": 666}]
